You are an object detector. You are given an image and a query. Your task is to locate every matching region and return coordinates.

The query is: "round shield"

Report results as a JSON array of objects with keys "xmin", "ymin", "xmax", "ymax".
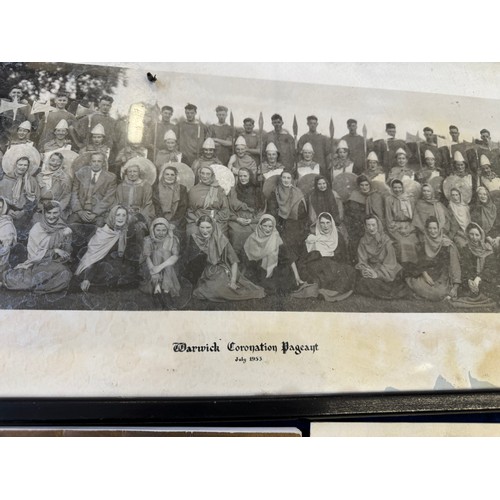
[
  {"xmin": 443, "ymin": 175, "xmax": 473, "ymax": 204},
  {"xmin": 121, "ymin": 157, "xmax": 157, "ymax": 185},
  {"xmin": 332, "ymin": 172, "xmax": 358, "ymax": 202},
  {"xmin": 402, "ymin": 178, "xmax": 422, "ymax": 199},
  {"xmin": 2, "ymin": 144, "xmax": 41, "ymax": 177},
  {"xmin": 429, "ymin": 176, "xmax": 444, "ymax": 196},
  {"xmin": 160, "ymin": 162, "xmax": 195, "ymax": 190},
  {"xmin": 371, "ymin": 179, "xmax": 390, "ymax": 196},
  {"xmin": 211, "ymin": 164, "xmax": 235, "ymax": 195},
  {"xmin": 263, "ymin": 175, "xmax": 280, "ymax": 199},
  {"xmin": 297, "ymin": 173, "xmax": 318, "ymax": 196}
]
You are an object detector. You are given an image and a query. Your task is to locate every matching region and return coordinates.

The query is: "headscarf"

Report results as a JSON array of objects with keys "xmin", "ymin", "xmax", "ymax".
[
  {"xmin": 309, "ymin": 176, "xmax": 339, "ymax": 222},
  {"xmin": 75, "ymin": 205, "xmax": 129, "ymax": 275},
  {"xmin": 275, "ymin": 173, "xmax": 305, "ymax": 219},
  {"xmin": 158, "ymin": 165, "xmax": 181, "ymax": 217},
  {"xmin": 0, "ymin": 197, "xmax": 17, "ymax": 246},
  {"xmin": 306, "ymin": 212, "xmax": 338, "ymax": 257},
  {"xmin": 149, "ymin": 217, "xmax": 177, "ymax": 254},
  {"xmin": 11, "ymin": 156, "xmax": 38, "ymax": 204},
  {"xmin": 23, "ymin": 201, "xmax": 69, "ymax": 266},
  {"xmin": 414, "ymin": 183, "xmax": 448, "ymax": 230},
  {"xmin": 389, "ymin": 179, "xmax": 413, "ymax": 219},
  {"xmin": 198, "ymin": 165, "xmax": 221, "ymax": 209},
  {"xmin": 465, "ymin": 222, "xmax": 493, "ymax": 273},
  {"xmin": 470, "ymin": 186, "xmax": 497, "ymax": 234},
  {"xmin": 39, "ymin": 153, "xmax": 65, "ymax": 191},
  {"xmin": 244, "ymin": 214, "xmax": 282, "ymax": 278},
  {"xmin": 234, "ymin": 167, "xmax": 264, "ymax": 210},
  {"xmin": 449, "ymin": 188, "xmax": 471, "ymax": 233},
  {"xmin": 348, "ymin": 175, "xmax": 374, "ymax": 205},
  {"xmin": 192, "ymin": 216, "xmax": 229, "ymax": 266},
  {"xmin": 358, "ymin": 214, "xmax": 391, "ymax": 255},
  {"xmin": 423, "ymin": 220, "xmax": 454, "ymax": 259}
]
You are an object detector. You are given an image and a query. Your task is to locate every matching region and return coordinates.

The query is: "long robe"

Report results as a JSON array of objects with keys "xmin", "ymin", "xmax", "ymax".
[
  {"xmin": 36, "ymin": 169, "xmax": 72, "ymax": 217},
  {"xmin": 406, "ymin": 238, "xmax": 461, "ymax": 301},
  {"xmin": 184, "ymin": 230, "xmax": 265, "ymax": 302},
  {"xmin": 385, "ymin": 193, "xmax": 419, "ymax": 264},
  {"xmin": 354, "ymin": 220, "xmax": 409, "ymax": 300},
  {"xmin": 228, "ymin": 183, "xmax": 265, "ymax": 254},
  {"xmin": 186, "ymin": 182, "xmax": 230, "ymax": 236},
  {"xmin": 3, "ymin": 218, "xmax": 72, "ymax": 293}
]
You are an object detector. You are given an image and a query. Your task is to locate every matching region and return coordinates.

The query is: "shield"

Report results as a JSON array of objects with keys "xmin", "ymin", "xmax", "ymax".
[
  {"xmin": 402, "ymin": 178, "xmax": 422, "ymax": 199},
  {"xmin": 121, "ymin": 157, "xmax": 157, "ymax": 185},
  {"xmin": 297, "ymin": 173, "xmax": 318, "ymax": 196},
  {"xmin": 160, "ymin": 162, "xmax": 195, "ymax": 190},
  {"xmin": 443, "ymin": 175, "xmax": 473, "ymax": 204},
  {"xmin": 2, "ymin": 144, "xmax": 41, "ymax": 177},
  {"xmin": 371, "ymin": 179, "xmax": 390, "ymax": 196},
  {"xmin": 263, "ymin": 175, "xmax": 280, "ymax": 199},
  {"xmin": 429, "ymin": 176, "xmax": 444, "ymax": 196},
  {"xmin": 332, "ymin": 172, "xmax": 358, "ymax": 202},
  {"xmin": 211, "ymin": 164, "xmax": 235, "ymax": 195}
]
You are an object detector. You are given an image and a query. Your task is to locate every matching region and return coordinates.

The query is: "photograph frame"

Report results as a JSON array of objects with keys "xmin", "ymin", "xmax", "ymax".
[{"xmin": 1, "ymin": 62, "xmax": 500, "ymax": 423}]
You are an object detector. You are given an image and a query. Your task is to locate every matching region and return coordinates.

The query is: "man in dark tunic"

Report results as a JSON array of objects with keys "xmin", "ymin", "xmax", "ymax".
[
  {"xmin": 419, "ymin": 126, "xmax": 446, "ymax": 173},
  {"xmin": 474, "ymin": 128, "xmax": 500, "ymax": 175},
  {"xmin": 297, "ymin": 115, "xmax": 330, "ymax": 176},
  {"xmin": 145, "ymin": 105, "xmax": 178, "ymax": 160},
  {"xmin": 241, "ymin": 118, "xmax": 261, "ymax": 165},
  {"xmin": 36, "ymin": 91, "xmax": 76, "ymax": 147},
  {"xmin": 341, "ymin": 119, "xmax": 366, "ymax": 175},
  {"xmin": 209, "ymin": 105, "xmax": 233, "ymax": 166},
  {"xmin": 373, "ymin": 123, "xmax": 410, "ymax": 175},
  {"xmin": 262, "ymin": 114, "xmax": 296, "ymax": 170},
  {"xmin": 177, "ymin": 103, "xmax": 208, "ymax": 168},
  {"xmin": 71, "ymin": 95, "xmax": 118, "ymax": 152}
]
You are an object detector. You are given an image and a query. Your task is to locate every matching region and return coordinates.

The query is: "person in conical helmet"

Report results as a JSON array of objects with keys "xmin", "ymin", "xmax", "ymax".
[
  {"xmin": 72, "ymin": 94, "xmax": 116, "ymax": 154},
  {"xmin": 191, "ymin": 137, "xmax": 222, "ymax": 181},
  {"xmin": 260, "ymin": 142, "xmax": 284, "ymax": 181},
  {"xmin": 296, "ymin": 142, "xmax": 320, "ymax": 179},
  {"xmin": 37, "ymin": 90, "xmax": 76, "ymax": 148},
  {"xmin": 208, "ymin": 105, "xmax": 232, "ymax": 166},
  {"xmin": 177, "ymin": 103, "xmax": 209, "ymax": 168},
  {"xmin": 42, "ymin": 119, "xmax": 74, "ymax": 153},
  {"xmin": 478, "ymin": 154, "xmax": 500, "ymax": 193},
  {"xmin": 78, "ymin": 123, "xmax": 110, "ymax": 159},
  {"xmin": 154, "ymin": 129, "xmax": 182, "ymax": 169},
  {"xmin": 421, "ymin": 148, "xmax": 443, "ymax": 183},
  {"xmin": 328, "ymin": 139, "xmax": 354, "ymax": 183},
  {"xmin": 387, "ymin": 147, "xmax": 415, "ymax": 183},
  {"xmin": 8, "ymin": 121, "xmax": 34, "ymax": 149},
  {"xmin": 228, "ymin": 135, "xmax": 257, "ymax": 180},
  {"xmin": 363, "ymin": 151, "xmax": 384, "ymax": 182}
]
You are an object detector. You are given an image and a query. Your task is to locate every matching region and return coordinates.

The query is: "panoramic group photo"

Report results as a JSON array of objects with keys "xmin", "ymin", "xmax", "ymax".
[{"xmin": 0, "ymin": 61, "xmax": 498, "ymax": 312}]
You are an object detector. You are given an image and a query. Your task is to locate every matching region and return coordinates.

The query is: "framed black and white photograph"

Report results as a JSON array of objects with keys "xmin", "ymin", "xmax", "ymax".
[{"xmin": 1, "ymin": 61, "xmax": 500, "ymax": 424}]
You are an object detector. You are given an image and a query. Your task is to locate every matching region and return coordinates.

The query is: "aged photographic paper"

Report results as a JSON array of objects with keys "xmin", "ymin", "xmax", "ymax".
[{"xmin": 0, "ymin": 62, "xmax": 499, "ymax": 397}]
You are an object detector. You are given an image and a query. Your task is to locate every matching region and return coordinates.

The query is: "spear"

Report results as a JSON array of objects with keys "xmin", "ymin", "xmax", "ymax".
[
  {"xmin": 362, "ymin": 123, "xmax": 368, "ymax": 157},
  {"xmin": 415, "ymin": 130, "xmax": 423, "ymax": 171},
  {"xmin": 153, "ymin": 102, "xmax": 159, "ymax": 164},
  {"xmin": 329, "ymin": 117, "xmax": 335, "ymax": 155},
  {"xmin": 230, "ymin": 110, "xmax": 235, "ymax": 154},
  {"xmin": 196, "ymin": 114, "xmax": 201, "ymax": 161},
  {"xmin": 258, "ymin": 111, "xmax": 264, "ymax": 187},
  {"xmin": 293, "ymin": 114, "xmax": 298, "ymax": 174}
]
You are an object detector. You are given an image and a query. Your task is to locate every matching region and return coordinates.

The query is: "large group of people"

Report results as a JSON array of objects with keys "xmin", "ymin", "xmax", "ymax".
[{"xmin": 1, "ymin": 83, "xmax": 500, "ymax": 310}]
